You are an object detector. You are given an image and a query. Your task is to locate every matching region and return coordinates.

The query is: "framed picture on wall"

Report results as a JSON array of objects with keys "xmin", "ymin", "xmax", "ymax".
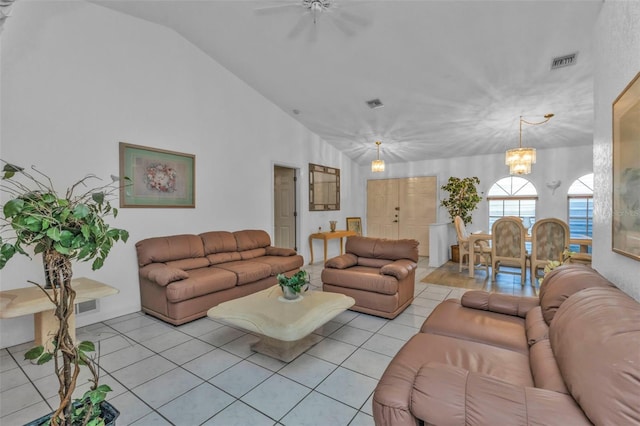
[
  {"xmin": 119, "ymin": 142, "xmax": 195, "ymax": 208},
  {"xmin": 346, "ymin": 217, "xmax": 362, "ymax": 236},
  {"xmin": 612, "ymin": 71, "xmax": 640, "ymax": 260}
]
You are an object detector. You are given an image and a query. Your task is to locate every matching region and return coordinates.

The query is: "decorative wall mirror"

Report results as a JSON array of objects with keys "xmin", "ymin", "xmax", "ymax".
[{"xmin": 309, "ymin": 163, "xmax": 340, "ymax": 211}]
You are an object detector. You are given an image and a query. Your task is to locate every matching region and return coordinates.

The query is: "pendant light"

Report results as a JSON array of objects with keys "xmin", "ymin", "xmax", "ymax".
[{"xmin": 371, "ymin": 141, "xmax": 385, "ymax": 172}]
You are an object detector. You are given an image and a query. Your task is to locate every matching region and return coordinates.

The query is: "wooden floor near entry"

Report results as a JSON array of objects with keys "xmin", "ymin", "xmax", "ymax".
[{"xmin": 421, "ymin": 261, "xmax": 539, "ymax": 297}]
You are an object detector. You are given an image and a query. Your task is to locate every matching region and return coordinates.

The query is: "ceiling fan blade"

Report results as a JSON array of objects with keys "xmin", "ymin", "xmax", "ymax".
[
  {"xmin": 333, "ymin": 7, "xmax": 369, "ymax": 27},
  {"xmin": 326, "ymin": 13, "xmax": 356, "ymax": 37},
  {"xmin": 287, "ymin": 12, "xmax": 311, "ymax": 39},
  {"xmin": 255, "ymin": 2, "xmax": 302, "ymax": 15}
]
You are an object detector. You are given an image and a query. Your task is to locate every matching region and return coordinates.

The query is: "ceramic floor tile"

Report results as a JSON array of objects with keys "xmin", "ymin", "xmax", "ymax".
[
  {"xmin": 176, "ymin": 317, "xmax": 224, "ymax": 337},
  {"xmin": 209, "ymin": 360, "xmax": 273, "ymax": 398},
  {"xmin": 393, "ymin": 311, "xmax": 427, "ymax": 329},
  {"xmin": 158, "ymin": 382, "xmax": 235, "ymax": 426},
  {"xmin": 402, "ymin": 304, "xmax": 433, "ymax": 317},
  {"xmin": 199, "ymin": 325, "xmax": 247, "ymax": 347},
  {"xmin": 220, "ymin": 333, "xmax": 261, "ymax": 358},
  {"xmin": 377, "ymin": 322, "xmax": 419, "ymax": 341},
  {"xmin": 96, "ymin": 334, "xmax": 137, "ymax": 356},
  {"xmin": 108, "ymin": 391, "xmax": 154, "ymax": 425},
  {"xmin": 202, "ymin": 400, "xmax": 275, "ymax": 426},
  {"xmin": 130, "ymin": 411, "xmax": 173, "ymax": 425},
  {"xmin": 160, "ymin": 338, "xmax": 214, "ymax": 365},
  {"xmin": 278, "ymin": 353, "xmax": 337, "ymax": 388},
  {"xmin": 281, "ymin": 391, "xmax": 357, "ymax": 426},
  {"xmin": 141, "ymin": 329, "xmax": 193, "ymax": 352},
  {"xmin": 99, "ymin": 343, "xmax": 155, "ymax": 373},
  {"xmin": 0, "ymin": 382, "xmax": 42, "ymax": 416},
  {"xmin": 342, "ymin": 348, "xmax": 393, "ymax": 380},
  {"xmin": 0, "ymin": 365, "xmax": 29, "ymax": 391},
  {"xmin": 241, "ymin": 374, "xmax": 310, "ymax": 420},
  {"xmin": 347, "ymin": 314, "xmax": 388, "ymax": 333},
  {"xmin": 111, "ymin": 354, "xmax": 176, "ymax": 389},
  {"xmin": 332, "ymin": 310, "xmax": 359, "ymax": 324},
  {"xmin": 182, "ymin": 348, "xmax": 242, "ymax": 380},
  {"xmin": 132, "ymin": 367, "xmax": 203, "ymax": 408},
  {"xmin": 316, "ymin": 367, "xmax": 377, "ymax": 410},
  {"xmin": 349, "ymin": 411, "xmax": 375, "ymax": 426},
  {"xmin": 106, "ymin": 314, "xmax": 158, "ymax": 333},
  {"xmin": 361, "ymin": 334, "xmax": 406, "ymax": 358},
  {"xmin": 329, "ymin": 325, "xmax": 374, "ymax": 346},
  {"xmin": 123, "ymin": 322, "xmax": 174, "ymax": 343},
  {"xmin": 411, "ymin": 296, "xmax": 441, "ymax": 309},
  {"xmin": 361, "ymin": 393, "xmax": 374, "ymax": 416},
  {"xmin": 306, "ymin": 338, "xmax": 357, "ymax": 365},
  {"xmin": 0, "ymin": 351, "xmax": 18, "ymax": 372},
  {"xmin": 312, "ymin": 320, "xmax": 343, "ymax": 336},
  {"xmin": 1, "ymin": 401, "xmax": 52, "ymax": 425},
  {"xmin": 246, "ymin": 353, "xmax": 288, "ymax": 372}
]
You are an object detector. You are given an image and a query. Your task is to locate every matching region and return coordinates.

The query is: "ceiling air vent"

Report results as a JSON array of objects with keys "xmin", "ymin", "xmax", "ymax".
[
  {"xmin": 551, "ymin": 52, "xmax": 578, "ymax": 70},
  {"xmin": 366, "ymin": 98, "xmax": 384, "ymax": 109}
]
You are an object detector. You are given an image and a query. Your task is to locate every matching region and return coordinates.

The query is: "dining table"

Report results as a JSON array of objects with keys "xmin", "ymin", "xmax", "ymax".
[{"xmin": 467, "ymin": 233, "xmax": 592, "ymax": 278}]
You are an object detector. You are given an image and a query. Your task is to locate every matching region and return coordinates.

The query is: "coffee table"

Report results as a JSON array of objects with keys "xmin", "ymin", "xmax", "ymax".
[{"xmin": 207, "ymin": 285, "xmax": 355, "ymax": 362}]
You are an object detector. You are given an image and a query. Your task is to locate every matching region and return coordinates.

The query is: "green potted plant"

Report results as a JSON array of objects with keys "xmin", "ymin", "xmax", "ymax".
[
  {"xmin": 0, "ymin": 162, "xmax": 129, "ymax": 425},
  {"xmin": 440, "ymin": 176, "xmax": 482, "ymax": 262},
  {"xmin": 276, "ymin": 270, "xmax": 309, "ymax": 300}
]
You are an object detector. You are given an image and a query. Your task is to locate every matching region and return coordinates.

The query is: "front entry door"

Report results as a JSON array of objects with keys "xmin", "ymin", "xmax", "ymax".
[{"xmin": 274, "ymin": 166, "xmax": 297, "ymax": 250}]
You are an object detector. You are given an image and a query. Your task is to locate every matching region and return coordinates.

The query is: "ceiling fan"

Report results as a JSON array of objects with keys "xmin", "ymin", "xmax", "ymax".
[{"xmin": 255, "ymin": 0, "xmax": 369, "ymax": 40}]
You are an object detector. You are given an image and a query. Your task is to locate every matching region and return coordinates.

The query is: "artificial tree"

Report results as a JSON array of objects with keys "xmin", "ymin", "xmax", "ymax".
[
  {"xmin": 0, "ymin": 162, "xmax": 129, "ymax": 425},
  {"xmin": 440, "ymin": 176, "xmax": 482, "ymax": 225}
]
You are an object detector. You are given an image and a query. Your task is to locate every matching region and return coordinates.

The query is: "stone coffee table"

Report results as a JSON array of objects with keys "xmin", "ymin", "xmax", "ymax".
[{"xmin": 207, "ymin": 285, "xmax": 355, "ymax": 362}]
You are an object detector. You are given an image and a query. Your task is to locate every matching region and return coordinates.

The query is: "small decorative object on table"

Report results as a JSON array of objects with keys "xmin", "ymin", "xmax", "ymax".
[
  {"xmin": 539, "ymin": 249, "xmax": 576, "ymax": 285},
  {"xmin": 277, "ymin": 270, "xmax": 309, "ymax": 301},
  {"xmin": 329, "ymin": 221, "xmax": 337, "ymax": 232}
]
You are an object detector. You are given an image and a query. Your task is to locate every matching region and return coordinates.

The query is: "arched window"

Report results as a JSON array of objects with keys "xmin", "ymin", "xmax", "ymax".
[
  {"xmin": 487, "ymin": 176, "xmax": 538, "ymax": 231},
  {"xmin": 567, "ymin": 173, "xmax": 593, "ymax": 252}
]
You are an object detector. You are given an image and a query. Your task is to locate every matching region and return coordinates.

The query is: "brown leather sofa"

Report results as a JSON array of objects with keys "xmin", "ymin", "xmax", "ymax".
[
  {"xmin": 135, "ymin": 229, "xmax": 304, "ymax": 325},
  {"xmin": 373, "ymin": 264, "xmax": 640, "ymax": 425},
  {"xmin": 321, "ymin": 236, "xmax": 419, "ymax": 319}
]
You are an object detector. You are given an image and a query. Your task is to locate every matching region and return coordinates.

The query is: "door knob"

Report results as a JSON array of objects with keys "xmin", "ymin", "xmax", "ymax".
[{"xmin": 393, "ymin": 220, "xmax": 398, "ymax": 223}]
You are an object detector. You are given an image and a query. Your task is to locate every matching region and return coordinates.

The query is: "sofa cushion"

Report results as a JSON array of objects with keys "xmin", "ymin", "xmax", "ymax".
[
  {"xmin": 240, "ymin": 248, "xmax": 267, "ymax": 260},
  {"xmin": 136, "ymin": 234, "xmax": 204, "ymax": 267},
  {"xmin": 525, "ymin": 306, "xmax": 549, "ymax": 346},
  {"xmin": 265, "ymin": 246, "xmax": 297, "ymax": 256},
  {"xmin": 345, "ymin": 236, "xmax": 419, "ymax": 262},
  {"xmin": 358, "ymin": 257, "xmax": 393, "ymax": 268},
  {"xmin": 325, "ymin": 253, "xmax": 358, "ymax": 269},
  {"xmin": 207, "ymin": 252, "xmax": 242, "ymax": 265},
  {"xmin": 166, "ymin": 258, "xmax": 210, "ymax": 271},
  {"xmin": 252, "ymin": 255, "xmax": 304, "ymax": 275},
  {"xmin": 321, "ymin": 266, "xmax": 399, "ymax": 295},
  {"xmin": 213, "ymin": 261, "xmax": 272, "ymax": 285},
  {"xmin": 234, "ymin": 229, "xmax": 271, "ymax": 251},
  {"xmin": 420, "ymin": 299, "xmax": 529, "ymax": 354},
  {"xmin": 539, "ymin": 264, "xmax": 614, "ymax": 324},
  {"xmin": 550, "ymin": 287, "xmax": 640, "ymax": 425},
  {"xmin": 140, "ymin": 264, "xmax": 189, "ymax": 286},
  {"xmin": 165, "ymin": 267, "xmax": 237, "ymax": 303},
  {"xmin": 529, "ymin": 338, "xmax": 568, "ymax": 394},
  {"xmin": 199, "ymin": 231, "xmax": 237, "ymax": 255}
]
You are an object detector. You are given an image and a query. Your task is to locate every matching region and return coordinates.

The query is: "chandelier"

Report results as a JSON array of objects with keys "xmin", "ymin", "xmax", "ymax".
[
  {"xmin": 371, "ymin": 141, "xmax": 385, "ymax": 172},
  {"xmin": 505, "ymin": 114, "xmax": 554, "ymax": 175}
]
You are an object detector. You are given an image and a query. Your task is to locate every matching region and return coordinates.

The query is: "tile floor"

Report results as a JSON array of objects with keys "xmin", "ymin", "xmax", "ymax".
[{"xmin": 0, "ymin": 258, "xmax": 533, "ymax": 425}]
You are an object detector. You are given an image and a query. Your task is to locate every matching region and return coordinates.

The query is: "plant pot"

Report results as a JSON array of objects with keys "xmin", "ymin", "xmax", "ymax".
[
  {"xmin": 282, "ymin": 286, "xmax": 301, "ymax": 300},
  {"xmin": 25, "ymin": 401, "xmax": 120, "ymax": 426},
  {"xmin": 451, "ymin": 244, "xmax": 460, "ymax": 263}
]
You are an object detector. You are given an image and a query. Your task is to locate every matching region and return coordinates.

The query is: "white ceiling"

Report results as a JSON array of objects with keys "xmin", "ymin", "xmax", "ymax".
[{"xmin": 90, "ymin": 0, "xmax": 603, "ymax": 166}]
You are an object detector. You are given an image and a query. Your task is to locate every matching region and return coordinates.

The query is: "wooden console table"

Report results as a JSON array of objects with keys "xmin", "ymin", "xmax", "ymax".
[
  {"xmin": 0, "ymin": 278, "xmax": 118, "ymax": 350},
  {"xmin": 308, "ymin": 230, "xmax": 356, "ymax": 264}
]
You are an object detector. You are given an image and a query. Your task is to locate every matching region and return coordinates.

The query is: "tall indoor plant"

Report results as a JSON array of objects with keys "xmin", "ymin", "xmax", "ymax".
[
  {"xmin": 0, "ymin": 162, "xmax": 129, "ymax": 425},
  {"xmin": 440, "ymin": 176, "xmax": 482, "ymax": 262}
]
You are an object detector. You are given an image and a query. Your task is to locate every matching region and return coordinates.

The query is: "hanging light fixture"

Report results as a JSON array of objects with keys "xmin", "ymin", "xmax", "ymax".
[
  {"xmin": 371, "ymin": 141, "xmax": 385, "ymax": 172},
  {"xmin": 505, "ymin": 113, "xmax": 554, "ymax": 175}
]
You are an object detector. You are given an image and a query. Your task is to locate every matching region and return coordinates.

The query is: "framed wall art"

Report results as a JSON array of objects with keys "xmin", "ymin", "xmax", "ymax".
[
  {"xmin": 346, "ymin": 217, "xmax": 362, "ymax": 236},
  {"xmin": 119, "ymin": 142, "xmax": 195, "ymax": 208},
  {"xmin": 612, "ymin": 71, "xmax": 640, "ymax": 260}
]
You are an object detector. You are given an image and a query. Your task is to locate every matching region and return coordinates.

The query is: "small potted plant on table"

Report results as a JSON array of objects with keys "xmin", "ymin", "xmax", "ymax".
[
  {"xmin": 277, "ymin": 270, "xmax": 309, "ymax": 300},
  {"xmin": 0, "ymin": 162, "xmax": 129, "ymax": 425}
]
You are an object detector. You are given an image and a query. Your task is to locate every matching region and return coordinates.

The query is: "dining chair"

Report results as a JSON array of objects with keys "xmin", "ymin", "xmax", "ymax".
[
  {"xmin": 491, "ymin": 216, "xmax": 528, "ymax": 285},
  {"xmin": 454, "ymin": 216, "xmax": 491, "ymax": 275},
  {"xmin": 530, "ymin": 218, "xmax": 570, "ymax": 281}
]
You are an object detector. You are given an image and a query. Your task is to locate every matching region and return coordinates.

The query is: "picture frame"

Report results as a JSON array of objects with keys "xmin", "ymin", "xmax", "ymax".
[
  {"xmin": 119, "ymin": 142, "xmax": 195, "ymax": 208},
  {"xmin": 346, "ymin": 217, "xmax": 362, "ymax": 236},
  {"xmin": 612, "ymin": 71, "xmax": 640, "ymax": 260}
]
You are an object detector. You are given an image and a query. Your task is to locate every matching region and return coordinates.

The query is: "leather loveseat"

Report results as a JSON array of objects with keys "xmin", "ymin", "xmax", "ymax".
[
  {"xmin": 135, "ymin": 229, "xmax": 304, "ymax": 325},
  {"xmin": 321, "ymin": 236, "xmax": 419, "ymax": 319},
  {"xmin": 373, "ymin": 264, "xmax": 640, "ymax": 425}
]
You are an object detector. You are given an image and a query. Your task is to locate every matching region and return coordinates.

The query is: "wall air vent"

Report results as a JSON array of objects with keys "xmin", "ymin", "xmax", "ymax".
[
  {"xmin": 551, "ymin": 52, "xmax": 578, "ymax": 70},
  {"xmin": 76, "ymin": 300, "xmax": 97, "ymax": 314},
  {"xmin": 366, "ymin": 98, "xmax": 384, "ymax": 109}
]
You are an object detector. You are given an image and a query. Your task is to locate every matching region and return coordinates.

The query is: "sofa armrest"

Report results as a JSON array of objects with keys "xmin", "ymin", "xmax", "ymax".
[
  {"xmin": 461, "ymin": 290, "xmax": 539, "ymax": 318},
  {"xmin": 139, "ymin": 263, "xmax": 189, "ymax": 287},
  {"xmin": 265, "ymin": 246, "xmax": 297, "ymax": 257},
  {"xmin": 411, "ymin": 363, "xmax": 590, "ymax": 425},
  {"xmin": 380, "ymin": 259, "xmax": 416, "ymax": 280},
  {"xmin": 325, "ymin": 253, "xmax": 358, "ymax": 269}
]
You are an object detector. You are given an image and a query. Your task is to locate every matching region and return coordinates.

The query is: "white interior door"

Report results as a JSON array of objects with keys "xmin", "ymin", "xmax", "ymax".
[
  {"xmin": 274, "ymin": 166, "xmax": 297, "ymax": 250},
  {"xmin": 367, "ymin": 179, "xmax": 399, "ymax": 239},
  {"xmin": 399, "ymin": 176, "xmax": 437, "ymax": 256}
]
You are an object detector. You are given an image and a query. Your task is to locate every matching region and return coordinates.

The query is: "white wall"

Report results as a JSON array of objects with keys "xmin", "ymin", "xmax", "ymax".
[
  {"xmin": 357, "ymin": 144, "xmax": 594, "ymax": 232},
  {"xmin": 0, "ymin": 1, "xmax": 360, "ymax": 347},
  {"xmin": 592, "ymin": 1, "xmax": 640, "ymax": 300}
]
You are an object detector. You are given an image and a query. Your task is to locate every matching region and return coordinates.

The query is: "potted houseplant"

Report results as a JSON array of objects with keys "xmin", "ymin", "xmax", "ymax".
[
  {"xmin": 276, "ymin": 270, "xmax": 309, "ymax": 300},
  {"xmin": 0, "ymin": 162, "xmax": 129, "ymax": 425},
  {"xmin": 440, "ymin": 176, "xmax": 482, "ymax": 262}
]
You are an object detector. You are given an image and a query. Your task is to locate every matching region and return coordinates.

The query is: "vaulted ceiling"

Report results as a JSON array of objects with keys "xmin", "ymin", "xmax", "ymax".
[{"xmin": 90, "ymin": 0, "xmax": 603, "ymax": 166}]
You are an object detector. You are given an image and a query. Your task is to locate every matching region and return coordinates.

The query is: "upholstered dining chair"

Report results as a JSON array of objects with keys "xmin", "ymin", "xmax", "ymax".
[
  {"xmin": 530, "ymin": 218, "xmax": 570, "ymax": 281},
  {"xmin": 454, "ymin": 216, "xmax": 491, "ymax": 275},
  {"xmin": 491, "ymin": 216, "xmax": 528, "ymax": 285}
]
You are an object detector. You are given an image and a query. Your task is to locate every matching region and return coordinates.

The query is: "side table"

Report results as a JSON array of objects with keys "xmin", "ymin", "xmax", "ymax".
[
  {"xmin": 308, "ymin": 230, "xmax": 356, "ymax": 264},
  {"xmin": 0, "ymin": 278, "xmax": 119, "ymax": 350}
]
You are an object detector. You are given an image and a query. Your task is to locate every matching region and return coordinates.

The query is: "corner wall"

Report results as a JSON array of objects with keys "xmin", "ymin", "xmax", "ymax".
[{"xmin": 592, "ymin": 0, "xmax": 640, "ymax": 300}]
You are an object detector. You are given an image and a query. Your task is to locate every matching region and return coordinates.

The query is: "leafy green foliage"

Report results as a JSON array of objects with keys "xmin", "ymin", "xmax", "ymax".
[
  {"xmin": 440, "ymin": 176, "xmax": 482, "ymax": 226},
  {"xmin": 277, "ymin": 270, "xmax": 309, "ymax": 293}
]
